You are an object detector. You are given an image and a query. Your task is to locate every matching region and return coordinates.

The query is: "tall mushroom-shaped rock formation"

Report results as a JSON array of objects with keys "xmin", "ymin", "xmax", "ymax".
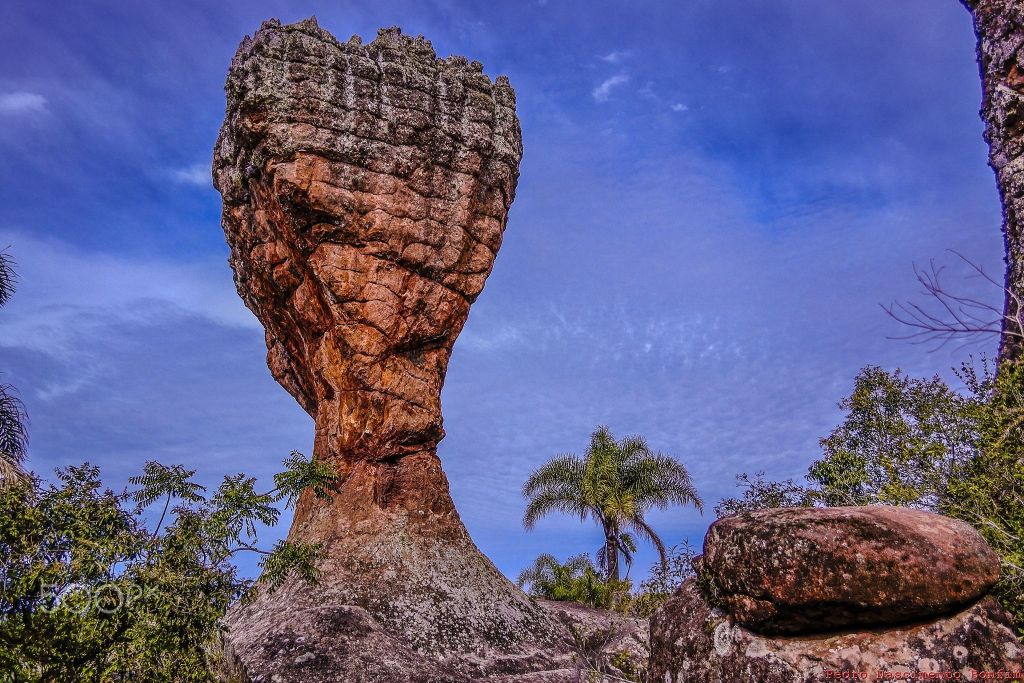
[
  {"xmin": 962, "ymin": 0, "xmax": 1024, "ymax": 361},
  {"xmin": 213, "ymin": 18, "xmax": 561, "ymax": 680}
]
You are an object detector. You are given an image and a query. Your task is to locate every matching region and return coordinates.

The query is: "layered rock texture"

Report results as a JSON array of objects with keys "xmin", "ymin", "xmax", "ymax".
[
  {"xmin": 651, "ymin": 581, "xmax": 1021, "ymax": 683},
  {"xmin": 212, "ymin": 18, "xmax": 572, "ymax": 681},
  {"xmin": 702, "ymin": 506, "xmax": 1000, "ymax": 634},
  {"xmin": 651, "ymin": 506, "xmax": 1023, "ymax": 682},
  {"xmin": 962, "ymin": 0, "xmax": 1024, "ymax": 361}
]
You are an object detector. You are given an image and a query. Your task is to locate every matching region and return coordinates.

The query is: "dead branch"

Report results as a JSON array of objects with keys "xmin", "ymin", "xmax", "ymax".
[{"xmin": 882, "ymin": 250, "xmax": 1021, "ymax": 351}]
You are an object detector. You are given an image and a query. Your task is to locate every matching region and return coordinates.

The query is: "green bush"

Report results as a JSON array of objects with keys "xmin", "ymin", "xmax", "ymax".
[
  {"xmin": 0, "ymin": 454, "xmax": 337, "ymax": 681},
  {"xmin": 718, "ymin": 360, "xmax": 1024, "ymax": 634}
]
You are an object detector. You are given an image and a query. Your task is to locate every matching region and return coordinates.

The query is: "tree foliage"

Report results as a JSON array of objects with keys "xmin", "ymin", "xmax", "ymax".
[
  {"xmin": 517, "ymin": 540, "xmax": 701, "ymax": 620},
  {"xmin": 717, "ymin": 360, "xmax": 1024, "ymax": 632},
  {"xmin": 516, "ymin": 553, "xmax": 617, "ymax": 608},
  {"xmin": 631, "ymin": 540, "xmax": 700, "ymax": 618},
  {"xmin": 714, "ymin": 472, "xmax": 816, "ymax": 518},
  {"xmin": 522, "ymin": 426, "xmax": 702, "ymax": 582},
  {"xmin": 808, "ymin": 365, "xmax": 978, "ymax": 508},
  {"xmin": 0, "ymin": 452, "xmax": 338, "ymax": 681}
]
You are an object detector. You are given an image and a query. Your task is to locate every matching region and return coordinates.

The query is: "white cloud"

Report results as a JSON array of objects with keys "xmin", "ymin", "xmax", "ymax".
[
  {"xmin": 600, "ymin": 50, "xmax": 630, "ymax": 64},
  {"xmin": 0, "ymin": 91, "xmax": 47, "ymax": 115},
  {"xmin": 172, "ymin": 164, "xmax": 210, "ymax": 187},
  {"xmin": 0, "ymin": 230, "xmax": 257, "ymax": 365},
  {"xmin": 592, "ymin": 74, "xmax": 629, "ymax": 102},
  {"xmin": 671, "ymin": 103, "xmax": 689, "ymax": 112}
]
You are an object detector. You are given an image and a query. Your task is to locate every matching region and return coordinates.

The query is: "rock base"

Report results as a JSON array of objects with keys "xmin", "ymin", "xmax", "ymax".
[
  {"xmin": 219, "ymin": 596, "xmax": 648, "ymax": 683},
  {"xmin": 650, "ymin": 581, "xmax": 1023, "ymax": 683}
]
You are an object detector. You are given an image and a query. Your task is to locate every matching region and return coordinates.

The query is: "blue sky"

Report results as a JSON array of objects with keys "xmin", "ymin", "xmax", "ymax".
[{"xmin": 0, "ymin": 0, "xmax": 1004, "ymax": 581}]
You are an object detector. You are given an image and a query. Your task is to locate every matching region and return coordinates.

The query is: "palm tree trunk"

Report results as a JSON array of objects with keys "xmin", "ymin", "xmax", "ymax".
[{"xmin": 605, "ymin": 527, "xmax": 620, "ymax": 582}]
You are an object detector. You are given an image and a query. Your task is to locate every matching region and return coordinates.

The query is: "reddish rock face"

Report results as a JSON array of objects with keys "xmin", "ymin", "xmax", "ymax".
[
  {"xmin": 214, "ymin": 17, "xmax": 520, "ymax": 543},
  {"xmin": 703, "ymin": 506, "xmax": 1000, "ymax": 634},
  {"xmin": 213, "ymin": 18, "xmax": 561, "ymax": 677},
  {"xmin": 650, "ymin": 580, "xmax": 1023, "ymax": 683},
  {"xmin": 961, "ymin": 0, "xmax": 1024, "ymax": 361}
]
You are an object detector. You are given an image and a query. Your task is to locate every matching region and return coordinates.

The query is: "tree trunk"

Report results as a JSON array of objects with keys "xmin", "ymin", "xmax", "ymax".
[
  {"xmin": 961, "ymin": 0, "xmax": 1024, "ymax": 363},
  {"xmin": 605, "ymin": 526, "xmax": 620, "ymax": 582}
]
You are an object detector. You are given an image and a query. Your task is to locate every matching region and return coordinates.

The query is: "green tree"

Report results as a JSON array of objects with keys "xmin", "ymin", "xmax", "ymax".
[
  {"xmin": 522, "ymin": 426, "xmax": 702, "ymax": 582},
  {"xmin": 516, "ymin": 553, "xmax": 629, "ymax": 610},
  {"xmin": 943, "ymin": 361, "xmax": 1024, "ymax": 631},
  {"xmin": 718, "ymin": 361, "xmax": 1024, "ymax": 633},
  {"xmin": 714, "ymin": 472, "xmax": 815, "ymax": 518},
  {"xmin": 0, "ymin": 249, "xmax": 28, "ymax": 485},
  {"xmin": 807, "ymin": 365, "xmax": 977, "ymax": 508},
  {"xmin": 0, "ymin": 452, "xmax": 339, "ymax": 681}
]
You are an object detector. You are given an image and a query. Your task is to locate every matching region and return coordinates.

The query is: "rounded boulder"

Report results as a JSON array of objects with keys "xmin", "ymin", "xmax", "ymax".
[{"xmin": 703, "ymin": 505, "xmax": 1000, "ymax": 634}]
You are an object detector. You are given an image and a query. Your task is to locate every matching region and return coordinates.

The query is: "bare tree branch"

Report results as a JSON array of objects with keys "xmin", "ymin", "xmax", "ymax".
[{"xmin": 882, "ymin": 250, "xmax": 1020, "ymax": 352}]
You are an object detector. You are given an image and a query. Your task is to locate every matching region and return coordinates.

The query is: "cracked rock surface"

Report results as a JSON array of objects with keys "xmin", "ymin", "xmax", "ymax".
[
  {"xmin": 212, "ymin": 18, "xmax": 568, "ymax": 680},
  {"xmin": 650, "ymin": 580, "xmax": 1023, "ymax": 683},
  {"xmin": 962, "ymin": 0, "xmax": 1024, "ymax": 361},
  {"xmin": 650, "ymin": 506, "xmax": 1022, "ymax": 681},
  {"xmin": 702, "ymin": 506, "xmax": 999, "ymax": 634}
]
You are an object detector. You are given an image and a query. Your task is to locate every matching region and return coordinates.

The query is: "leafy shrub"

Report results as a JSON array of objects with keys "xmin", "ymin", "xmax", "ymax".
[
  {"xmin": 516, "ymin": 553, "xmax": 632, "ymax": 610},
  {"xmin": 0, "ymin": 453, "xmax": 338, "ymax": 681},
  {"xmin": 717, "ymin": 360, "xmax": 1024, "ymax": 633}
]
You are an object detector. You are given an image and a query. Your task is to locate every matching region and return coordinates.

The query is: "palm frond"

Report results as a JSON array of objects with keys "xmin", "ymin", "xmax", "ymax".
[
  {"xmin": 616, "ymin": 434, "xmax": 653, "ymax": 463},
  {"xmin": 0, "ymin": 457, "xmax": 28, "ymax": 484},
  {"xmin": 629, "ymin": 516, "xmax": 669, "ymax": 568},
  {"xmin": 522, "ymin": 453, "xmax": 588, "ymax": 529},
  {"xmin": 522, "ymin": 488, "xmax": 590, "ymax": 530},
  {"xmin": 0, "ymin": 249, "xmax": 16, "ymax": 308},
  {"xmin": 563, "ymin": 553, "xmax": 597, "ymax": 574},
  {"xmin": 516, "ymin": 553, "xmax": 561, "ymax": 589},
  {"xmin": 624, "ymin": 452, "xmax": 704, "ymax": 513},
  {"xmin": 522, "ymin": 453, "xmax": 584, "ymax": 498},
  {"xmin": 0, "ymin": 384, "xmax": 29, "ymax": 473}
]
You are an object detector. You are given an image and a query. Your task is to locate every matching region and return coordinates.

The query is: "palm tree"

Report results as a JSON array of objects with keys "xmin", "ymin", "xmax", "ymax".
[
  {"xmin": 0, "ymin": 249, "xmax": 28, "ymax": 484},
  {"xmin": 516, "ymin": 553, "xmax": 611, "ymax": 608},
  {"xmin": 522, "ymin": 425, "xmax": 702, "ymax": 582}
]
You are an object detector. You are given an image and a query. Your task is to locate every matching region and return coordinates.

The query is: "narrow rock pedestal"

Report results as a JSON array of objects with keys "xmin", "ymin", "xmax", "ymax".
[{"xmin": 212, "ymin": 18, "xmax": 565, "ymax": 681}]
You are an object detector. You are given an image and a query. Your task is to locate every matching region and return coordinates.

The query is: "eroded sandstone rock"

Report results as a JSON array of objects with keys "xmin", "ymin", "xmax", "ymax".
[
  {"xmin": 961, "ymin": 0, "xmax": 1024, "ymax": 361},
  {"xmin": 212, "ymin": 17, "xmax": 564, "ymax": 679},
  {"xmin": 650, "ymin": 580, "xmax": 1023, "ymax": 683},
  {"xmin": 703, "ymin": 506, "xmax": 1000, "ymax": 634}
]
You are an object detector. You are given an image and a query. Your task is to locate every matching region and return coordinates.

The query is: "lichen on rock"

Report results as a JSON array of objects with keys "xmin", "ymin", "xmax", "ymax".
[
  {"xmin": 702, "ymin": 505, "xmax": 1000, "ymax": 634},
  {"xmin": 650, "ymin": 580, "xmax": 1023, "ymax": 683},
  {"xmin": 650, "ymin": 506, "xmax": 1024, "ymax": 682},
  {"xmin": 211, "ymin": 17, "xmax": 568, "ymax": 681}
]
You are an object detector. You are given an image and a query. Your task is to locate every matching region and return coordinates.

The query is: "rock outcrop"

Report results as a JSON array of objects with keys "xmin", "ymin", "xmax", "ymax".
[
  {"xmin": 962, "ymin": 0, "xmax": 1024, "ymax": 361},
  {"xmin": 703, "ymin": 506, "xmax": 1000, "ymax": 634},
  {"xmin": 212, "ymin": 17, "xmax": 566, "ymax": 680},
  {"xmin": 651, "ymin": 506, "xmax": 1023, "ymax": 682},
  {"xmin": 651, "ymin": 581, "xmax": 1022, "ymax": 683}
]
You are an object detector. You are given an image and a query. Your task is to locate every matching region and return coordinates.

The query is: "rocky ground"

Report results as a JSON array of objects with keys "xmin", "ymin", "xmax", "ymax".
[{"xmin": 217, "ymin": 597, "xmax": 648, "ymax": 683}]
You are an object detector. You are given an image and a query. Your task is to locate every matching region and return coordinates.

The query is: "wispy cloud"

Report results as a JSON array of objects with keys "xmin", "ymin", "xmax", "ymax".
[
  {"xmin": 592, "ymin": 74, "xmax": 629, "ymax": 102},
  {"xmin": 671, "ymin": 103, "xmax": 688, "ymax": 112},
  {"xmin": 172, "ymin": 164, "xmax": 210, "ymax": 187},
  {"xmin": 600, "ymin": 50, "xmax": 630, "ymax": 64},
  {"xmin": 0, "ymin": 230, "xmax": 255, "ymax": 366},
  {"xmin": 0, "ymin": 91, "xmax": 47, "ymax": 115}
]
